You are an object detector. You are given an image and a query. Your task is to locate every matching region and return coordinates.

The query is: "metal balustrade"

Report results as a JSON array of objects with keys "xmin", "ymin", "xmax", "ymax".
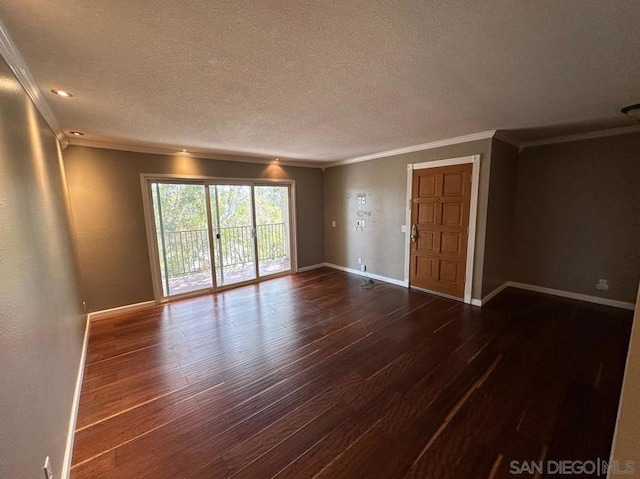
[{"xmin": 161, "ymin": 223, "xmax": 287, "ymax": 278}]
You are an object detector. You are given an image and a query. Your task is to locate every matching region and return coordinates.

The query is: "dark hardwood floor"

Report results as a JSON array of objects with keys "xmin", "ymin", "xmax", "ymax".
[{"xmin": 70, "ymin": 268, "xmax": 633, "ymax": 478}]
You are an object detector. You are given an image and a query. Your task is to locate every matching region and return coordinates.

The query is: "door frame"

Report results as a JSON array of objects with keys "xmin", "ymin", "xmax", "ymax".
[
  {"xmin": 140, "ymin": 174, "xmax": 298, "ymax": 303},
  {"xmin": 403, "ymin": 155, "xmax": 481, "ymax": 304}
]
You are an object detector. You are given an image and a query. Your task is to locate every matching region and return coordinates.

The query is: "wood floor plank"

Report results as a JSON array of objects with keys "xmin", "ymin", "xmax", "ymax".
[{"xmin": 70, "ymin": 269, "xmax": 632, "ymax": 479}]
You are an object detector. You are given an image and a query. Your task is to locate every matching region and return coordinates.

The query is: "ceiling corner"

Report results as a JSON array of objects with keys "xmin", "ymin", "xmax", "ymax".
[{"xmin": 493, "ymin": 131, "xmax": 522, "ymax": 148}]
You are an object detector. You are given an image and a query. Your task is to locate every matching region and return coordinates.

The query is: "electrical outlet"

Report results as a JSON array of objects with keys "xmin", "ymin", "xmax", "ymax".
[
  {"xmin": 331, "ymin": 220, "xmax": 336, "ymax": 228},
  {"xmin": 360, "ymin": 264, "xmax": 366, "ymax": 272},
  {"xmin": 596, "ymin": 279, "xmax": 609, "ymax": 291},
  {"xmin": 358, "ymin": 257, "xmax": 362, "ymax": 264},
  {"xmin": 43, "ymin": 456, "xmax": 53, "ymax": 479}
]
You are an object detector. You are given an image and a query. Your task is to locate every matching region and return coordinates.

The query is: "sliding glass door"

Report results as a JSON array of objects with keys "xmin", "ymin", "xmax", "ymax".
[
  {"xmin": 147, "ymin": 179, "xmax": 294, "ymax": 299},
  {"xmin": 209, "ymin": 184, "xmax": 257, "ymax": 287},
  {"xmin": 255, "ymin": 185, "xmax": 292, "ymax": 277},
  {"xmin": 151, "ymin": 182, "xmax": 213, "ymax": 297}
]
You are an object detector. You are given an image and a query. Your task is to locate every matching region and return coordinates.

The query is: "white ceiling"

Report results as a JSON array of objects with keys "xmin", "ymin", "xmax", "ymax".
[{"xmin": 0, "ymin": 0, "xmax": 639, "ymax": 163}]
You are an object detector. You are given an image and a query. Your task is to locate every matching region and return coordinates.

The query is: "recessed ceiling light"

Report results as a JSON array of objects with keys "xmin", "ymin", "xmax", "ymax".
[
  {"xmin": 182, "ymin": 149, "xmax": 188, "ymax": 152},
  {"xmin": 51, "ymin": 89, "xmax": 73, "ymax": 97},
  {"xmin": 69, "ymin": 131, "xmax": 84, "ymax": 136},
  {"xmin": 275, "ymin": 158, "xmax": 280, "ymax": 161}
]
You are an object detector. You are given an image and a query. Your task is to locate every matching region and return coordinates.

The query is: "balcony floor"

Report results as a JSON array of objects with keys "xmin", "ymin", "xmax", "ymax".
[{"xmin": 166, "ymin": 258, "xmax": 291, "ymax": 296}]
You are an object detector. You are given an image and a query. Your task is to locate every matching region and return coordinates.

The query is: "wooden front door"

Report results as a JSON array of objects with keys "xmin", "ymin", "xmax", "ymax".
[{"xmin": 409, "ymin": 163, "xmax": 472, "ymax": 298}]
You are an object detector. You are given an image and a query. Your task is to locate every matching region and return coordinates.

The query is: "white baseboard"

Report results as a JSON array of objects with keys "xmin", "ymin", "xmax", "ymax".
[
  {"xmin": 297, "ymin": 263, "xmax": 326, "ymax": 272},
  {"xmin": 508, "ymin": 282, "xmax": 635, "ymax": 310},
  {"xmin": 473, "ymin": 281, "xmax": 511, "ymax": 306},
  {"xmin": 461, "ymin": 281, "xmax": 635, "ymax": 310},
  {"xmin": 61, "ymin": 300, "xmax": 156, "ymax": 476},
  {"xmin": 61, "ymin": 313, "xmax": 90, "ymax": 479},
  {"xmin": 323, "ymin": 262, "xmax": 409, "ymax": 288},
  {"xmin": 88, "ymin": 300, "xmax": 157, "ymax": 321},
  {"xmin": 302, "ymin": 266, "xmax": 634, "ymax": 311}
]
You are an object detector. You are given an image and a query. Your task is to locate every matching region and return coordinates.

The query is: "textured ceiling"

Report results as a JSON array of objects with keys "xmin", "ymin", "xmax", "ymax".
[{"xmin": 0, "ymin": 0, "xmax": 639, "ymax": 163}]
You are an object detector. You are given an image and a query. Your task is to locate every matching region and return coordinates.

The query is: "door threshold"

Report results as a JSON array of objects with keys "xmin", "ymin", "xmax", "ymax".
[
  {"xmin": 159, "ymin": 270, "xmax": 294, "ymax": 303},
  {"xmin": 215, "ymin": 270, "xmax": 292, "ymax": 293},
  {"xmin": 409, "ymin": 285, "xmax": 464, "ymax": 303}
]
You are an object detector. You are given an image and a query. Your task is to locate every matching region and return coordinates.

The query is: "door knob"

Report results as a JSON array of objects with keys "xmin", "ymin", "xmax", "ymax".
[{"xmin": 410, "ymin": 224, "xmax": 418, "ymax": 242}]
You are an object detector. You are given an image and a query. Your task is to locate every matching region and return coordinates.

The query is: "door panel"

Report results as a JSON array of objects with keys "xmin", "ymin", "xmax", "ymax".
[
  {"xmin": 418, "ymin": 203, "xmax": 436, "ymax": 224},
  {"xmin": 440, "ymin": 232, "xmax": 462, "ymax": 255},
  {"xmin": 439, "ymin": 260, "xmax": 459, "ymax": 283},
  {"xmin": 415, "ymin": 257, "xmax": 437, "ymax": 281},
  {"xmin": 209, "ymin": 184, "xmax": 257, "ymax": 286},
  {"xmin": 417, "ymin": 231, "xmax": 436, "ymax": 252},
  {"xmin": 409, "ymin": 164, "xmax": 472, "ymax": 298},
  {"xmin": 254, "ymin": 185, "xmax": 292, "ymax": 277},
  {"xmin": 151, "ymin": 182, "xmax": 213, "ymax": 298},
  {"xmin": 442, "ymin": 203, "xmax": 462, "ymax": 225},
  {"xmin": 443, "ymin": 172, "xmax": 464, "ymax": 195},
  {"xmin": 418, "ymin": 175, "xmax": 437, "ymax": 196}
]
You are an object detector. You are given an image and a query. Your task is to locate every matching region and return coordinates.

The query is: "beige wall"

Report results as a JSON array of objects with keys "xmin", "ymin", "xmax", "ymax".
[
  {"xmin": 609, "ymin": 284, "xmax": 640, "ymax": 475},
  {"xmin": 513, "ymin": 133, "xmax": 640, "ymax": 303},
  {"xmin": 62, "ymin": 146, "xmax": 325, "ymax": 312},
  {"xmin": 64, "ymin": 132, "xmax": 640, "ymax": 315},
  {"xmin": 481, "ymin": 138, "xmax": 518, "ymax": 297},
  {"xmin": 323, "ymin": 139, "xmax": 492, "ymax": 300},
  {"xmin": 0, "ymin": 59, "xmax": 84, "ymax": 478}
]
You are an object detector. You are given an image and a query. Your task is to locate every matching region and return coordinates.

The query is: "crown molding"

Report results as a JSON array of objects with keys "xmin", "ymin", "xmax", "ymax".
[
  {"xmin": 67, "ymin": 138, "xmax": 324, "ymax": 169},
  {"xmin": 0, "ymin": 18, "xmax": 67, "ymax": 146},
  {"xmin": 520, "ymin": 124, "xmax": 640, "ymax": 150},
  {"xmin": 322, "ymin": 130, "xmax": 496, "ymax": 168},
  {"xmin": 493, "ymin": 130, "xmax": 522, "ymax": 148}
]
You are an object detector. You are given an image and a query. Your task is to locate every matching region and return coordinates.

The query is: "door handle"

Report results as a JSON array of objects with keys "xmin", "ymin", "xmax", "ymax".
[{"xmin": 410, "ymin": 224, "xmax": 418, "ymax": 242}]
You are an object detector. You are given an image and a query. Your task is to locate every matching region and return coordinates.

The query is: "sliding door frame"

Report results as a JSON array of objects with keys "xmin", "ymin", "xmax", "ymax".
[{"xmin": 140, "ymin": 174, "xmax": 298, "ymax": 304}]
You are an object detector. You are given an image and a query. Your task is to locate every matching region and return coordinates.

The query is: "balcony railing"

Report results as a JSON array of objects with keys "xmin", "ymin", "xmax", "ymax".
[{"xmin": 161, "ymin": 223, "xmax": 287, "ymax": 278}]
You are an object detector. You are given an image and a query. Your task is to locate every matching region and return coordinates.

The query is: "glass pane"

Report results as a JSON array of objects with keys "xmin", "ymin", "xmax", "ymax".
[
  {"xmin": 255, "ymin": 185, "xmax": 291, "ymax": 276},
  {"xmin": 210, "ymin": 184, "xmax": 256, "ymax": 286},
  {"xmin": 152, "ymin": 183, "xmax": 213, "ymax": 296}
]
